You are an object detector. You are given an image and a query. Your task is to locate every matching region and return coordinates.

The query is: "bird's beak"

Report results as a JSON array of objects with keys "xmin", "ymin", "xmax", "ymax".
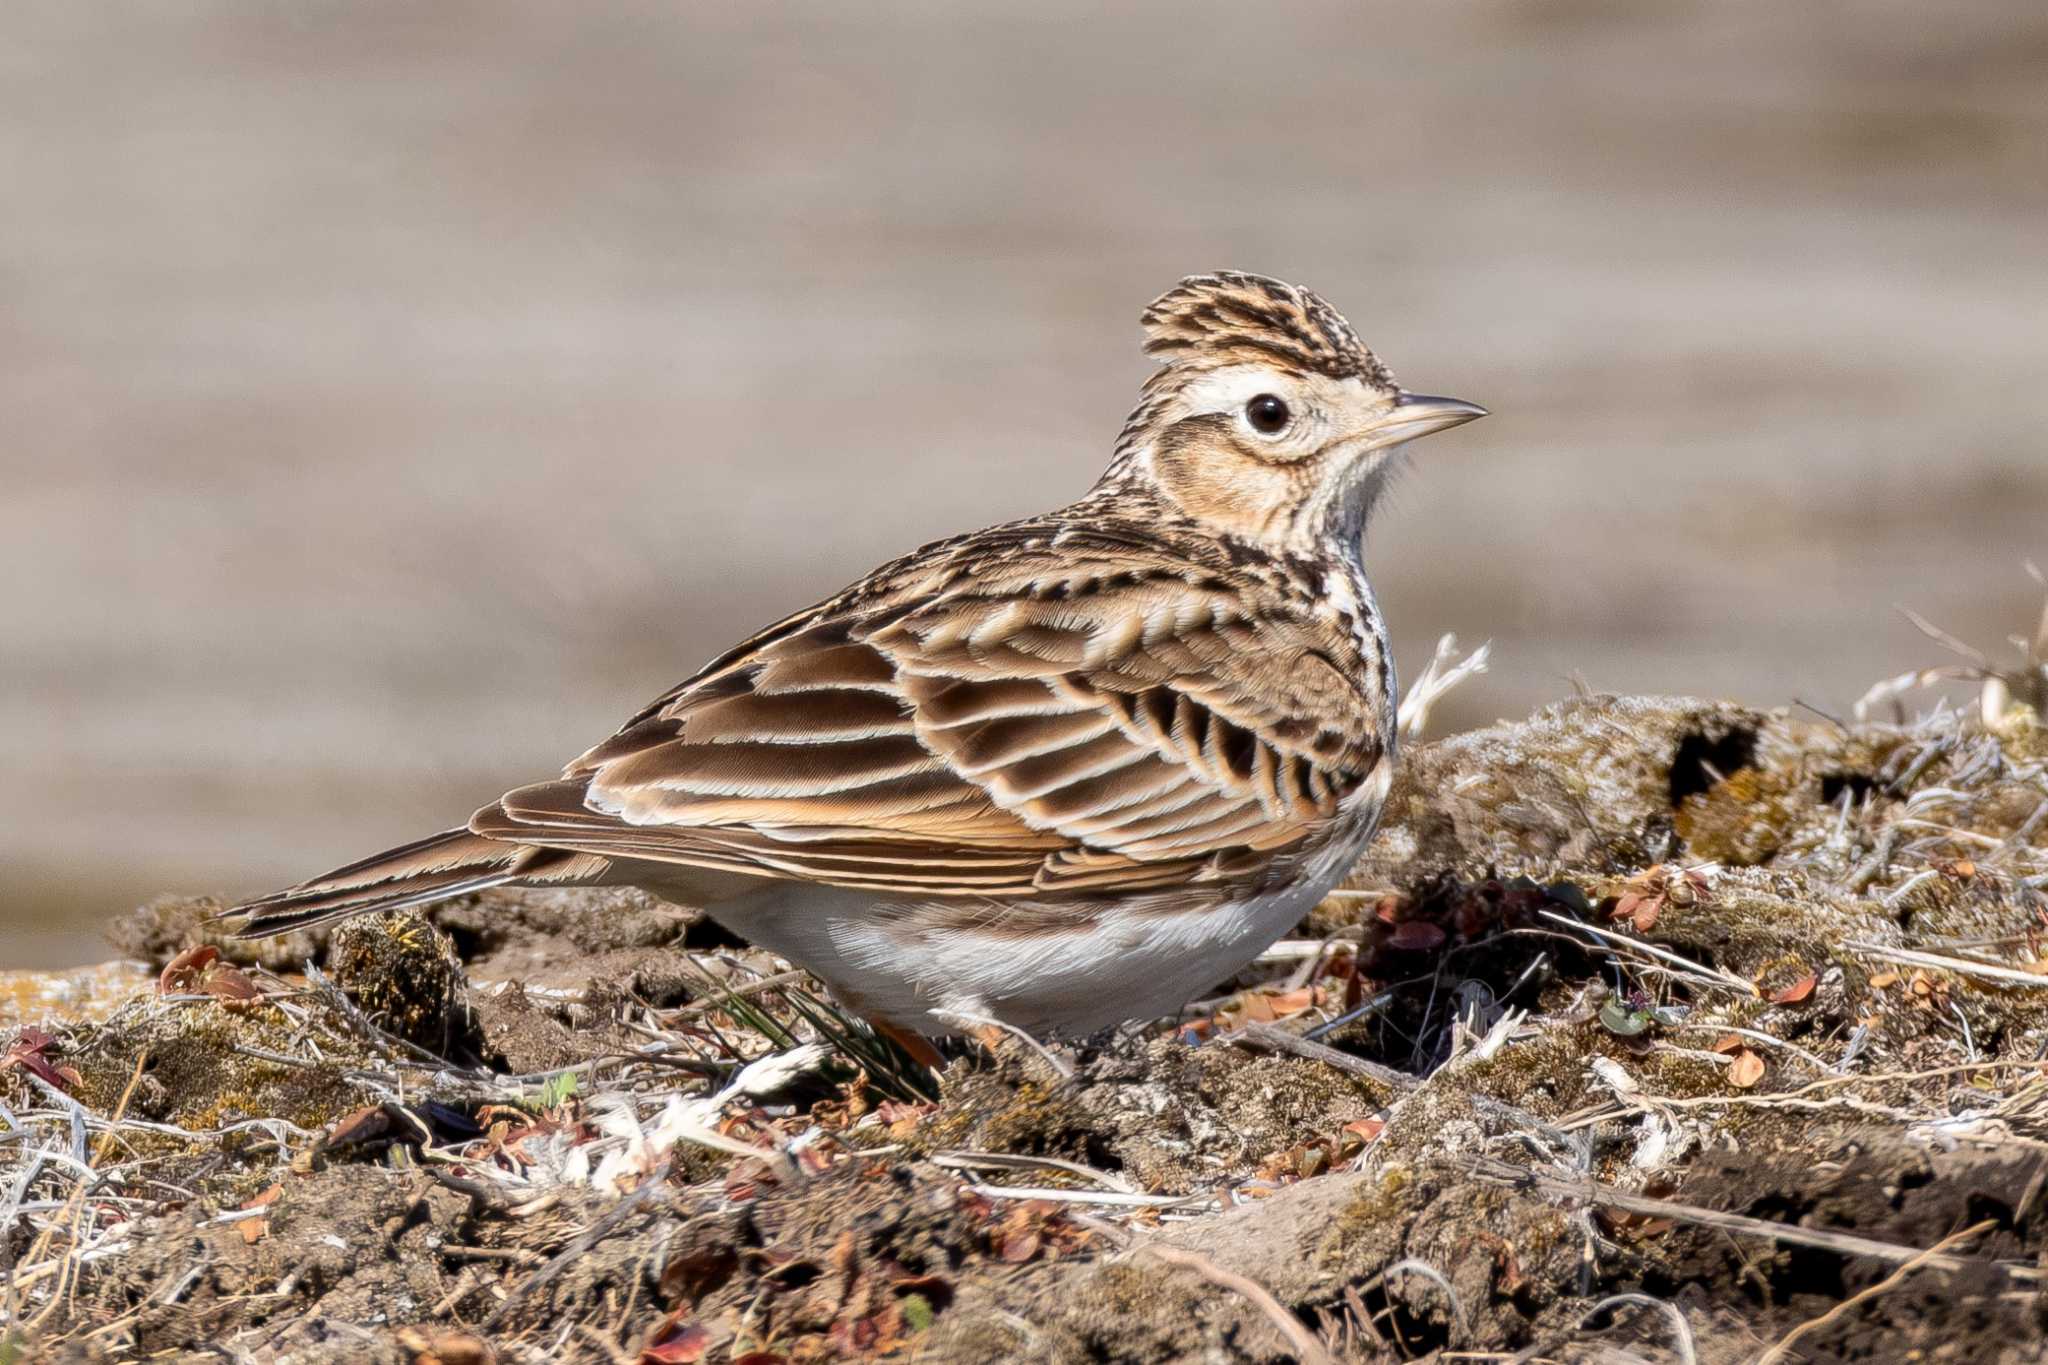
[{"xmin": 1355, "ymin": 391, "xmax": 1488, "ymax": 452}]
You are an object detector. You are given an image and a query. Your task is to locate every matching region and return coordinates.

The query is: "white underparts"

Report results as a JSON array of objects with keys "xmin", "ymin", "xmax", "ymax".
[{"xmin": 707, "ymin": 760, "xmax": 1393, "ymax": 1036}]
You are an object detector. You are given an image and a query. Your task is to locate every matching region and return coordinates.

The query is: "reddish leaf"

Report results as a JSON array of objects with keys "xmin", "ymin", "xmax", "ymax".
[
  {"xmin": 1, "ymin": 1028, "xmax": 79, "ymax": 1092},
  {"xmin": 1234, "ymin": 992, "xmax": 1279, "ymax": 1024},
  {"xmin": 1727, "ymin": 1049, "xmax": 1766, "ymax": 1089},
  {"xmin": 639, "ymin": 1313, "xmax": 710, "ymax": 1365},
  {"xmin": 160, "ymin": 943, "xmax": 262, "ymax": 1007},
  {"xmin": 1384, "ymin": 921, "xmax": 1446, "ymax": 951},
  {"xmin": 203, "ymin": 963, "xmax": 261, "ymax": 1003},
  {"xmin": 159, "ymin": 944, "xmax": 219, "ymax": 994},
  {"xmin": 236, "ymin": 1183, "xmax": 281, "ymax": 1244},
  {"xmin": 1708, "ymin": 1033, "xmax": 1745, "ymax": 1055},
  {"xmin": 1769, "ymin": 971, "xmax": 1817, "ymax": 1005},
  {"xmin": 998, "ymin": 1230, "xmax": 1041, "ymax": 1263},
  {"xmin": 1233, "ymin": 987, "xmax": 1319, "ymax": 1025},
  {"xmin": 322, "ymin": 1106, "xmax": 396, "ymax": 1150},
  {"xmin": 1341, "ymin": 1118, "xmax": 1385, "ymax": 1143},
  {"xmin": 395, "ymin": 1328, "xmax": 491, "ymax": 1365},
  {"xmin": 1264, "ymin": 987, "xmax": 1317, "ymax": 1018}
]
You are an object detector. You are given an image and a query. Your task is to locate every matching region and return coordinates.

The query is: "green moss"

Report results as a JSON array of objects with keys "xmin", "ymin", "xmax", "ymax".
[
  {"xmin": 912, "ymin": 1073, "xmax": 1086, "ymax": 1158},
  {"xmin": 328, "ymin": 909, "xmax": 468, "ymax": 1053},
  {"xmin": 64, "ymin": 995, "xmax": 381, "ymax": 1144},
  {"xmin": 1675, "ymin": 766, "xmax": 1805, "ymax": 865},
  {"xmin": 1457, "ymin": 1026, "xmax": 1603, "ymax": 1109},
  {"xmin": 1321, "ymin": 1166, "xmax": 1422, "ymax": 1264}
]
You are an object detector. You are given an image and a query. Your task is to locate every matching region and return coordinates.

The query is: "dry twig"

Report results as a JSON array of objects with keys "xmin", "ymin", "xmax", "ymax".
[
  {"xmin": 1466, "ymin": 1158, "xmax": 2035, "ymax": 1282},
  {"xmin": 1756, "ymin": 1219, "xmax": 1997, "ymax": 1365},
  {"xmin": 1140, "ymin": 1243, "xmax": 1340, "ymax": 1365}
]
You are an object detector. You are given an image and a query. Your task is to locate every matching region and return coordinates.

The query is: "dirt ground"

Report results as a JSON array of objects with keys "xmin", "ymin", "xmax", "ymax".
[{"xmin": 6, "ymin": 667, "xmax": 2048, "ymax": 1360}]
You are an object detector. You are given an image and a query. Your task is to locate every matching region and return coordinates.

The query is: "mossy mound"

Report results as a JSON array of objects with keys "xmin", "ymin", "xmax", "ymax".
[{"xmin": 8, "ymin": 689, "xmax": 2048, "ymax": 1362}]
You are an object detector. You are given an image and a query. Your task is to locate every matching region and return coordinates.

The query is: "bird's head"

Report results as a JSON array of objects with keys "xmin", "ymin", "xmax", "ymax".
[{"xmin": 1098, "ymin": 272, "xmax": 1485, "ymax": 553}]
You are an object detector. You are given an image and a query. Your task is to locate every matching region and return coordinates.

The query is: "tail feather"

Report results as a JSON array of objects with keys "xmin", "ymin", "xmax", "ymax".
[{"xmin": 227, "ymin": 828, "xmax": 587, "ymax": 937}]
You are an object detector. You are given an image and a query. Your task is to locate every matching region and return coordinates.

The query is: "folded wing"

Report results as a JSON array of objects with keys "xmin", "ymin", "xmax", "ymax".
[{"xmin": 471, "ymin": 537, "xmax": 1384, "ymax": 897}]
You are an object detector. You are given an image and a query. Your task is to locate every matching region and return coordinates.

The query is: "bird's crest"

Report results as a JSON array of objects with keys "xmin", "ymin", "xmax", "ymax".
[{"xmin": 1140, "ymin": 271, "xmax": 1394, "ymax": 388}]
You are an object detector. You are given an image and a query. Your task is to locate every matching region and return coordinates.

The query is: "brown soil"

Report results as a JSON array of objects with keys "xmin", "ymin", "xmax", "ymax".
[{"xmin": 7, "ymin": 693, "xmax": 2048, "ymax": 1362}]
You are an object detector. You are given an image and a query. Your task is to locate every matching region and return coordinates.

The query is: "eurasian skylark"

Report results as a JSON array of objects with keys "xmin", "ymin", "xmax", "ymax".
[{"xmin": 232, "ymin": 272, "xmax": 1485, "ymax": 1039}]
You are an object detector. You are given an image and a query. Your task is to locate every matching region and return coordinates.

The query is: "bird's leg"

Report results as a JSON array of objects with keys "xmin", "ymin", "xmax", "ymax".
[{"xmin": 930, "ymin": 1005, "xmax": 1075, "ymax": 1079}]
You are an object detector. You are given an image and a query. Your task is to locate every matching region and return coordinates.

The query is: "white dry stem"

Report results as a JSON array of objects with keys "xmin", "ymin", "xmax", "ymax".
[
  {"xmin": 1845, "ymin": 941, "xmax": 2048, "ymax": 990},
  {"xmin": 1450, "ymin": 1005, "xmax": 1526, "ymax": 1067},
  {"xmin": 1536, "ymin": 910, "xmax": 1760, "ymax": 997},
  {"xmin": 1756, "ymin": 1219, "xmax": 1996, "ymax": 1365},
  {"xmin": 1397, "ymin": 634, "xmax": 1492, "ymax": 741},
  {"xmin": 932, "ymin": 1150, "xmax": 1138, "ymax": 1194},
  {"xmin": 964, "ymin": 1184, "xmax": 1209, "ymax": 1208},
  {"xmin": 1581, "ymin": 1294, "xmax": 1698, "ymax": 1365}
]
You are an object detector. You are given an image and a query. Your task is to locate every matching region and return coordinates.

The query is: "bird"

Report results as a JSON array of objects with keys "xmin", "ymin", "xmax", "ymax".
[{"xmin": 229, "ymin": 272, "xmax": 1485, "ymax": 1044}]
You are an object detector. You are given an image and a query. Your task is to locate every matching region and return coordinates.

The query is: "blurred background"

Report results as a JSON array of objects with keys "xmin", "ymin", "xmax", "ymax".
[{"xmin": 5, "ymin": 2, "xmax": 2044, "ymax": 965}]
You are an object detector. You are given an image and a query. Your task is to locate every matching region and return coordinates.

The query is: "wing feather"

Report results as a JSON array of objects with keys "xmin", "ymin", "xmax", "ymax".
[{"xmin": 474, "ymin": 530, "xmax": 1385, "ymax": 897}]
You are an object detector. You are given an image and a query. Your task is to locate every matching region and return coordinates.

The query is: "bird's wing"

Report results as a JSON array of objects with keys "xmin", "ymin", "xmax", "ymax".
[{"xmin": 471, "ymin": 537, "xmax": 1386, "ymax": 897}]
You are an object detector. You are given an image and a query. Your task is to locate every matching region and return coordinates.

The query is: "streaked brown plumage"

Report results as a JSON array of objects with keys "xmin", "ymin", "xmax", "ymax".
[{"xmin": 231, "ymin": 272, "xmax": 1485, "ymax": 1036}]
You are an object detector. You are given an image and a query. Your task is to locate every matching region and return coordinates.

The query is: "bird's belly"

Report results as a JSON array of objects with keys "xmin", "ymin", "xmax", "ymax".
[
  {"xmin": 702, "ymin": 768, "xmax": 1391, "ymax": 1036},
  {"xmin": 712, "ymin": 881, "xmax": 1312, "ymax": 1035}
]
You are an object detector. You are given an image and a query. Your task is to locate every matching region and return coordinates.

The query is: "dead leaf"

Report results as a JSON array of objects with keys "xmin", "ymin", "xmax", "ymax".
[
  {"xmin": 1384, "ymin": 921, "xmax": 1446, "ymax": 951},
  {"xmin": 1595, "ymin": 1204, "xmax": 1677, "ymax": 1241},
  {"xmin": 1727, "ymin": 1049, "xmax": 1766, "ymax": 1089},
  {"xmin": 236, "ymin": 1184, "xmax": 282, "ymax": 1244},
  {"xmin": 1708, "ymin": 1033, "xmax": 1745, "ymax": 1055},
  {"xmin": 159, "ymin": 943, "xmax": 261, "ymax": 1008},
  {"xmin": 202, "ymin": 963, "xmax": 261, "ymax": 1003},
  {"xmin": 1, "ymin": 1028, "xmax": 81, "ymax": 1092},
  {"xmin": 1770, "ymin": 971, "xmax": 1817, "ymax": 1005},
  {"xmin": 1609, "ymin": 888, "xmax": 1664, "ymax": 933},
  {"xmin": 998, "ymin": 1230, "xmax": 1041, "ymax": 1263},
  {"xmin": 1235, "ymin": 992, "xmax": 1279, "ymax": 1024},
  {"xmin": 396, "ymin": 1327, "xmax": 492, "ymax": 1365},
  {"xmin": 160, "ymin": 944, "xmax": 220, "ymax": 993},
  {"xmin": 1868, "ymin": 971, "xmax": 1901, "ymax": 989},
  {"xmin": 639, "ymin": 1313, "xmax": 711, "ymax": 1365}
]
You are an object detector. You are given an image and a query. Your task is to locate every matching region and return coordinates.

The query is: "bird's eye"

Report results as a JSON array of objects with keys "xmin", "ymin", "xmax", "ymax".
[{"xmin": 1244, "ymin": 394, "xmax": 1290, "ymax": 435}]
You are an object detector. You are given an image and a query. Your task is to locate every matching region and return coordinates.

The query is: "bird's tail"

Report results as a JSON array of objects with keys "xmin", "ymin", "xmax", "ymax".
[{"xmin": 227, "ymin": 827, "xmax": 595, "ymax": 937}]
